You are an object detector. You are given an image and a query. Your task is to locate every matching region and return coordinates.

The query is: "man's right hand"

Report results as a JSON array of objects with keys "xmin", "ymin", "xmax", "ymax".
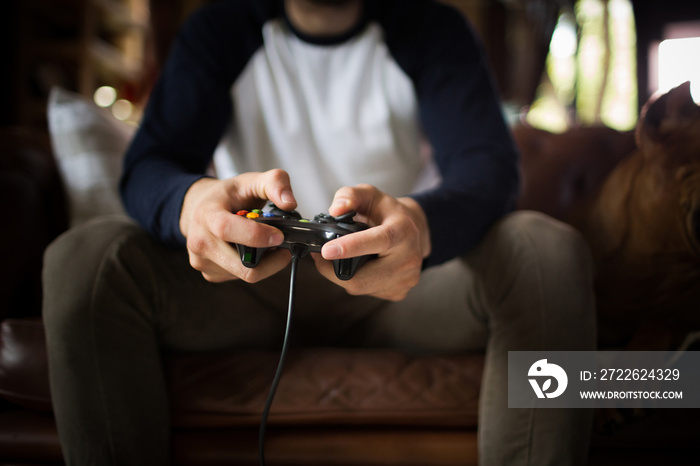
[{"xmin": 179, "ymin": 169, "xmax": 297, "ymax": 283}]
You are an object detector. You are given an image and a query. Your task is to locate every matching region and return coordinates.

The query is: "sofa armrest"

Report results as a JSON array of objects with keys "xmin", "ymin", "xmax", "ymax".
[
  {"xmin": 0, "ymin": 318, "xmax": 52, "ymax": 412},
  {"xmin": 0, "ymin": 127, "xmax": 68, "ymax": 319}
]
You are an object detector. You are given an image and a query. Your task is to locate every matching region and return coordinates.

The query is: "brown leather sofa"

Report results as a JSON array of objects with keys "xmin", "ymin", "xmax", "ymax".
[{"xmin": 1, "ymin": 125, "xmax": 699, "ymax": 465}]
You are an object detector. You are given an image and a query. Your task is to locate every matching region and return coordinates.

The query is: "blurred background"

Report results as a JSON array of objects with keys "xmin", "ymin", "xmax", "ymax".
[{"xmin": 1, "ymin": 0, "xmax": 699, "ymax": 132}]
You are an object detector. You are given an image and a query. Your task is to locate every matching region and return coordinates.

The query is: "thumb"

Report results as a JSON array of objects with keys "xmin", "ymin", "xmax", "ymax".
[
  {"xmin": 329, "ymin": 184, "xmax": 380, "ymax": 219},
  {"xmin": 257, "ymin": 169, "xmax": 297, "ymax": 211}
]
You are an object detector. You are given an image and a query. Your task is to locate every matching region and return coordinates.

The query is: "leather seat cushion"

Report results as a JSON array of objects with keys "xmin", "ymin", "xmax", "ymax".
[{"xmin": 1, "ymin": 319, "xmax": 483, "ymax": 428}]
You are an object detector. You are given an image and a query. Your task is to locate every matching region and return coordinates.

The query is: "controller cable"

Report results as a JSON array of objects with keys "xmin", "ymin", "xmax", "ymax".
[{"xmin": 259, "ymin": 243, "xmax": 307, "ymax": 466}]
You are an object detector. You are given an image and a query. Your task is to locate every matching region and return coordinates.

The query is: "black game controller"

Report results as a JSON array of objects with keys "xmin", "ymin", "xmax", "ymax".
[{"xmin": 234, "ymin": 203, "xmax": 373, "ymax": 280}]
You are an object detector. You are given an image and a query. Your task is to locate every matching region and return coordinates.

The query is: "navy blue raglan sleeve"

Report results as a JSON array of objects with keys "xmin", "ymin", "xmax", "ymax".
[
  {"xmin": 119, "ymin": 1, "xmax": 267, "ymax": 246},
  {"xmin": 381, "ymin": 1, "xmax": 520, "ymax": 267}
]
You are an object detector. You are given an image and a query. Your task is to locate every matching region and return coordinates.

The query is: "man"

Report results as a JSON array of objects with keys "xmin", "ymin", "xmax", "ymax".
[{"xmin": 43, "ymin": 0, "xmax": 597, "ymax": 464}]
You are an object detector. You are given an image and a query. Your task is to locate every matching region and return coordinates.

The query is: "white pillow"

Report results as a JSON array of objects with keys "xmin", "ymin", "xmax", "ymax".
[{"xmin": 47, "ymin": 87, "xmax": 135, "ymax": 227}]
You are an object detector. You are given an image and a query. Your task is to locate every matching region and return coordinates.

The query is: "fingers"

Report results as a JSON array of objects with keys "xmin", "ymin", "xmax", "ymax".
[
  {"xmin": 316, "ymin": 185, "xmax": 430, "ymax": 301},
  {"xmin": 204, "ymin": 209, "xmax": 283, "ymax": 247},
  {"xmin": 185, "ymin": 213, "xmax": 291, "ymax": 283},
  {"xmin": 189, "ymin": 244, "xmax": 291, "ymax": 284},
  {"xmin": 321, "ymin": 221, "xmax": 404, "ymax": 261},
  {"xmin": 328, "ymin": 184, "xmax": 373, "ymax": 219},
  {"xmin": 180, "ymin": 169, "xmax": 298, "ymax": 283},
  {"xmin": 241, "ymin": 168, "xmax": 297, "ymax": 213},
  {"xmin": 311, "ymin": 251, "xmax": 422, "ymax": 301},
  {"xmin": 323, "ymin": 185, "xmax": 421, "ymax": 260}
]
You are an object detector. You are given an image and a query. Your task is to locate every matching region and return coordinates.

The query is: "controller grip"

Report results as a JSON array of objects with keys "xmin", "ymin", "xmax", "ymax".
[
  {"xmin": 237, "ymin": 245, "xmax": 268, "ymax": 268},
  {"xmin": 333, "ymin": 254, "xmax": 373, "ymax": 281},
  {"xmin": 239, "ymin": 243, "xmax": 372, "ymax": 281}
]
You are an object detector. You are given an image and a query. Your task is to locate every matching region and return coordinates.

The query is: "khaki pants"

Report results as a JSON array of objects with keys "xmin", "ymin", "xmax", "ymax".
[{"xmin": 43, "ymin": 211, "xmax": 596, "ymax": 465}]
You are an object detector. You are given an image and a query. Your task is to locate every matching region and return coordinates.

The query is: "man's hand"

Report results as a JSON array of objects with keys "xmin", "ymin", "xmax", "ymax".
[
  {"xmin": 179, "ymin": 169, "xmax": 297, "ymax": 283},
  {"xmin": 312, "ymin": 184, "xmax": 431, "ymax": 301}
]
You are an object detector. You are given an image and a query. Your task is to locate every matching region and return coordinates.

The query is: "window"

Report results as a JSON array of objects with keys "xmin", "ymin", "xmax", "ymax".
[
  {"xmin": 526, "ymin": 0, "xmax": 637, "ymax": 132},
  {"xmin": 650, "ymin": 22, "xmax": 700, "ymax": 102}
]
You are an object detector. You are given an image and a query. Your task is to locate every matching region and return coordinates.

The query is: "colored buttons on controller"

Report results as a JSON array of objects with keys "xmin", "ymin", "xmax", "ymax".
[
  {"xmin": 236, "ymin": 209, "xmax": 264, "ymax": 219},
  {"xmin": 236, "ymin": 202, "xmax": 372, "ymax": 280}
]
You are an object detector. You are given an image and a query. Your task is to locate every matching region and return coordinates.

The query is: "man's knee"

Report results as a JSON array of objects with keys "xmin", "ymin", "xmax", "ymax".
[
  {"xmin": 44, "ymin": 216, "xmax": 142, "ymax": 283},
  {"xmin": 474, "ymin": 211, "xmax": 597, "ymax": 349},
  {"xmin": 469, "ymin": 211, "xmax": 596, "ymax": 316},
  {"xmin": 495, "ymin": 210, "xmax": 593, "ymax": 275},
  {"xmin": 42, "ymin": 216, "xmax": 143, "ymax": 332}
]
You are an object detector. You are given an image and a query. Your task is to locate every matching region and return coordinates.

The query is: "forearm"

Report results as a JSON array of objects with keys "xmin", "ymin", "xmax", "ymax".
[
  {"xmin": 410, "ymin": 142, "xmax": 520, "ymax": 268},
  {"xmin": 120, "ymin": 147, "xmax": 208, "ymax": 246},
  {"xmin": 119, "ymin": 4, "xmax": 249, "ymax": 245}
]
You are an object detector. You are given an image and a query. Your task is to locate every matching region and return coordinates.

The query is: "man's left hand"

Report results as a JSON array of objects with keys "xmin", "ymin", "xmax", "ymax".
[{"xmin": 312, "ymin": 184, "xmax": 431, "ymax": 301}]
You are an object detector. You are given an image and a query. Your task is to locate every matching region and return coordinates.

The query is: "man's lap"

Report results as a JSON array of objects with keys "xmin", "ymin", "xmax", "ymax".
[{"xmin": 44, "ymin": 210, "xmax": 587, "ymax": 355}]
